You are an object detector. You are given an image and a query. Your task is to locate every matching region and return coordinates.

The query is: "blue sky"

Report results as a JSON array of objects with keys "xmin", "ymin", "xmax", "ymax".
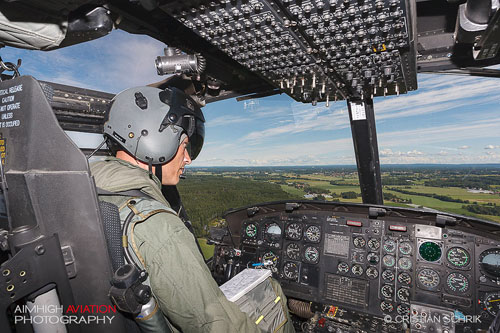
[{"xmin": 2, "ymin": 29, "xmax": 499, "ymax": 166}]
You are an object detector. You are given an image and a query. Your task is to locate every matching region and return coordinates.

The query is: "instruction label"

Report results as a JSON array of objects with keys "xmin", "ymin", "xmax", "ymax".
[
  {"xmin": 350, "ymin": 102, "xmax": 366, "ymax": 121},
  {"xmin": 0, "ymin": 83, "xmax": 23, "ymax": 129}
]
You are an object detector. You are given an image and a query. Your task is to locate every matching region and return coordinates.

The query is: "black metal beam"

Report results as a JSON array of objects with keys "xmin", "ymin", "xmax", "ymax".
[{"xmin": 347, "ymin": 99, "xmax": 384, "ymax": 205}]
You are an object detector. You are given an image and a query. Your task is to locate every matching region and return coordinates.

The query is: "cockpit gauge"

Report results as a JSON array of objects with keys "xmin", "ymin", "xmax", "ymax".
[
  {"xmin": 399, "ymin": 242, "xmax": 413, "ymax": 256},
  {"xmin": 262, "ymin": 251, "xmax": 279, "ymax": 268},
  {"xmin": 338, "ymin": 262, "xmax": 349, "ymax": 273},
  {"xmin": 398, "ymin": 257, "xmax": 412, "ymax": 270},
  {"xmin": 380, "ymin": 301, "xmax": 394, "ymax": 313},
  {"xmin": 398, "ymin": 272, "xmax": 412, "ymax": 285},
  {"xmin": 283, "ymin": 261, "xmax": 299, "ymax": 280},
  {"xmin": 397, "ymin": 304, "xmax": 410, "ymax": 316},
  {"xmin": 366, "ymin": 266, "xmax": 379, "ymax": 279},
  {"xmin": 367, "ymin": 252, "xmax": 379, "ymax": 265},
  {"xmin": 382, "ymin": 270, "xmax": 395, "ymax": 282},
  {"xmin": 351, "ymin": 264, "xmax": 364, "ymax": 276},
  {"xmin": 397, "ymin": 288, "xmax": 410, "ymax": 302},
  {"xmin": 286, "ymin": 243, "xmax": 300, "ymax": 260},
  {"xmin": 446, "ymin": 272, "xmax": 469, "ymax": 293},
  {"xmin": 479, "ymin": 248, "xmax": 500, "ymax": 278},
  {"xmin": 304, "ymin": 225, "xmax": 321, "ymax": 243},
  {"xmin": 447, "ymin": 247, "xmax": 470, "ymax": 268},
  {"xmin": 243, "ymin": 223, "xmax": 258, "ymax": 238},
  {"xmin": 381, "ymin": 284, "xmax": 394, "ymax": 298},
  {"xmin": 419, "ymin": 241, "xmax": 442, "ymax": 262},
  {"xmin": 483, "ymin": 293, "xmax": 500, "ymax": 316},
  {"xmin": 285, "ymin": 222, "xmax": 303, "ymax": 240},
  {"xmin": 263, "ymin": 222, "xmax": 282, "ymax": 243},
  {"xmin": 417, "ymin": 268, "xmax": 440, "ymax": 290},
  {"xmin": 383, "ymin": 254, "xmax": 396, "ymax": 268},
  {"xmin": 353, "ymin": 236, "xmax": 366, "ymax": 248},
  {"xmin": 367, "ymin": 238, "xmax": 380, "ymax": 251},
  {"xmin": 304, "ymin": 246, "xmax": 320, "ymax": 264},
  {"xmin": 383, "ymin": 239, "xmax": 397, "ymax": 253}
]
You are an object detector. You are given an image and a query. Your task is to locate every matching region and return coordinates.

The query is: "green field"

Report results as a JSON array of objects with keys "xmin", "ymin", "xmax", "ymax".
[{"xmin": 197, "ymin": 238, "xmax": 214, "ymax": 260}]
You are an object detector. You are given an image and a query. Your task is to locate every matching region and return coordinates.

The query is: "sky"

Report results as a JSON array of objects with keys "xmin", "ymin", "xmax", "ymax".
[{"xmin": 2, "ymin": 29, "xmax": 499, "ymax": 166}]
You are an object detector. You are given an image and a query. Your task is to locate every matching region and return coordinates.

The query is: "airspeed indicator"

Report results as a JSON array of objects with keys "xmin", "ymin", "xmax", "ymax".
[
  {"xmin": 446, "ymin": 272, "xmax": 469, "ymax": 293},
  {"xmin": 447, "ymin": 247, "xmax": 470, "ymax": 268}
]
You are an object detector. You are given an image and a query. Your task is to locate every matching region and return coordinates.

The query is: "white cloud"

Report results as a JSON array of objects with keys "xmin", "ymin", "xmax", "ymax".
[
  {"xmin": 458, "ymin": 145, "xmax": 470, "ymax": 149},
  {"xmin": 485, "ymin": 145, "xmax": 500, "ymax": 149}
]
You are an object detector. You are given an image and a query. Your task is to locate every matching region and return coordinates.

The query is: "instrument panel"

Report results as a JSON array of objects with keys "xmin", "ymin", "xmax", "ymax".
[{"xmin": 215, "ymin": 201, "xmax": 500, "ymax": 332}]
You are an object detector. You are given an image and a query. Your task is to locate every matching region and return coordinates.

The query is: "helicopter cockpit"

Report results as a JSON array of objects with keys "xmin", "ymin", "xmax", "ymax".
[{"xmin": 0, "ymin": 0, "xmax": 499, "ymax": 332}]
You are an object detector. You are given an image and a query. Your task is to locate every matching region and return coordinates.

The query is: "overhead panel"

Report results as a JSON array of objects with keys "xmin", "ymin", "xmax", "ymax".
[{"xmin": 159, "ymin": 0, "xmax": 417, "ymax": 103}]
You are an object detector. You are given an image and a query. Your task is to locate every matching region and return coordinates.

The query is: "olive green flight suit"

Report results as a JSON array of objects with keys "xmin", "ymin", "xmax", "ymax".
[{"xmin": 91, "ymin": 157, "xmax": 295, "ymax": 333}]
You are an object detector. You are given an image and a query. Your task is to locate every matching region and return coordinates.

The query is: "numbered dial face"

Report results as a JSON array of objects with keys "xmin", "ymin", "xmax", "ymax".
[
  {"xmin": 285, "ymin": 223, "xmax": 303, "ymax": 241},
  {"xmin": 447, "ymin": 247, "xmax": 470, "ymax": 268},
  {"xmin": 338, "ymin": 262, "xmax": 349, "ymax": 273},
  {"xmin": 352, "ymin": 264, "xmax": 364, "ymax": 276},
  {"xmin": 383, "ymin": 239, "xmax": 397, "ymax": 253},
  {"xmin": 381, "ymin": 284, "xmax": 394, "ymax": 298},
  {"xmin": 479, "ymin": 249, "xmax": 500, "ymax": 278},
  {"xmin": 353, "ymin": 236, "xmax": 366, "ymax": 248},
  {"xmin": 368, "ymin": 238, "xmax": 380, "ymax": 251},
  {"xmin": 382, "ymin": 270, "xmax": 395, "ymax": 282},
  {"xmin": 286, "ymin": 243, "xmax": 300, "ymax": 260},
  {"xmin": 398, "ymin": 272, "xmax": 412, "ymax": 285},
  {"xmin": 263, "ymin": 251, "xmax": 279, "ymax": 267},
  {"xmin": 418, "ymin": 268, "xmax": 440, "ymax": 290},
  {"xmin": 398, "ymin": 257, "xmax": 412, "ymax": 270},
  {"xmin": 304, "ymin": 246, "xmax": 320, "ymax": 264},
  {"xmin": 366, "ymin": 266, "xmax": 379, "ymax": 279},
  {"xmin": 263, "ymin": 223, "xmax": 282, "ymax": 243},
  {"xmin": 283, "ymin": 262, "xmax": 299, "ymax": 280},
  {"xmin": 380, "ymin": 301, "xmax": 394, "ymax": 313},
  {"xmin": 399, "ymin": 242, "xmax": 413, "ymax": 255},
  {"xmin": 383, "ymin": 255, "xmax": 396, "ymax": 268},
  {"xmin": 304, "ymin": 225, "xmax": 321, "ymax": 243},
  {"xmin": 484, "ymin": 293, "xmax": 500, "ymax": 316},
  {"xmin": 397, "ymin": 304, "xmax": 410, "ymax": 316},
  {"xmin": 244, "ymin": 223, "xmax": 257, "ymax": 238},
  {"xmin": 447, "ymin": 272, "xmax": 469, "ymax": 293},
  {"xmin": 419, "ymin": 241, "xmax": 442, "ymax": 262},
  {"xmin": 397, "ymin": 288, "xmax": 410, "ymax": 302},
  {"xmin": 367, "ymin": 252, "xmax": 380, "ymax": 265}
]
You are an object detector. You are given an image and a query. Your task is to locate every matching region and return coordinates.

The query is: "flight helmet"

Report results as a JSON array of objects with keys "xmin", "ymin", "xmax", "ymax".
[{"xmin": 104, "ymin": 86, "xmax": 205, "ymax": 164}]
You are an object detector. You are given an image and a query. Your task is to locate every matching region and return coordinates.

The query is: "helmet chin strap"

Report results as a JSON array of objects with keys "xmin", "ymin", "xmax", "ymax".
[
  {"xmin": 147, "ymin": 157, "xmax": 154, "ymax": 179},
  {"xmin": 155, "ymin": 162, "xmax": 162, "ymax": 182}
]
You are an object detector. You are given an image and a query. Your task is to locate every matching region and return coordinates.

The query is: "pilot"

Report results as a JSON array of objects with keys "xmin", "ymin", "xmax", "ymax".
[{"xmin": 90, "ymin": 86, "xmax": 295, "ymax": 332}]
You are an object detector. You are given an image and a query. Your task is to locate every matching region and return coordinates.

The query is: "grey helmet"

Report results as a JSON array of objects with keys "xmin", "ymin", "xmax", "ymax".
[{"xmin": 104, "ymin": 86, "xmax": 205, "ymax": 164}]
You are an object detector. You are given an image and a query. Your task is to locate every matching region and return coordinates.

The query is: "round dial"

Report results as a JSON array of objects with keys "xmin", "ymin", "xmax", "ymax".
[
  {"xmin": 352, "ymin": 264, "xmax": 364, "ymax": 276},
  {"xmin": 447, "ymin": 272, "xmax": 469, "ymax": 293},
  {"xmin": 367, "ymin": 252, "xmax": 379, "ymax": 265},
  {"xmin": 398, "ymin": 272, "xmax": 412, "ymax": 285},
  {"xmin": 398, "ymin": 257, "xmax": 412, "ymax": 270},
  {"xmin": 286, "ymin": 243, "xmax": 300, "ymax": 260},
  {"xmin": 397, "ymin": 304, "xmax": 410, "ymax": 316},
  {"xmin": 480, "ymin": 249, "xmax": 500, "ymax": 278},
  {"xmin": 285, "ymin": 223, "xmax": 303, "ymax": 241},
  {"xmin": 419, "ymin": 241, "xmax": 442, "ymax": 262},
  {"xmin": 366, "ymin": 266, "xmax": 379, "ymax": 279},
  {"xmin": 447, "ymin": 247, "xmax": 470, "ymax": 268},
  {"xmin": 263, "ymin": 222, "xmax": 282, "ymax": 244},
  {"xmin": 368, "ymin": 238, "xmax": 380, "ymax": 251},
  {"xmin": 399, "ymin": 242, "xmax": 413, "ymax": 255},
  {"xmin": 418, "ymin": 268, "xmax": 440, "ymax": 290},
  {"xmin": 304, "ymin": 246, "xmax": 320, "ymax": 264},
  {"xmin": 353, "ymin": 236, "xmax": 366, "ymax": 248},
  {"xmin": 397, "ymin": 288, "xmax": 410, "ymax": 302},
  {"xmin": 381, "ymin": 284, "xmax": 394, "ymax": 298},
  {"xmin": 283, "ymin": 261, "xmax": 299, "ymax": 280},
  {"xmin": 380, "ymin": 301, "xmax": 394, "ymax": 313},
  {"xmin": 383, "ymin": 255, "xmax": 396, "ymax": 267},
  {"xmin": 382, "ymin": 270, "xmax": 395, "ymax": 282},
  {"xmin": 244, "ymin": 223, "xmax": 258, "ymax": 238},
  {"xmin": 383, "ymin": 239, "xmax": 397, "ymax": 253},
  {"xmin": 304, "ymin": 225, "xmax": 321, "ymax": 243},
  {"xmin": 338, "ymin": 262, "xmax": 349, "ymax": 273},
  {"xmin": 484, "ymin": 293, "xmax": 500, "ymax": 316},
  {"xmin": 262, "ymin": 251, "xmax": 279, "ymax": 267}
]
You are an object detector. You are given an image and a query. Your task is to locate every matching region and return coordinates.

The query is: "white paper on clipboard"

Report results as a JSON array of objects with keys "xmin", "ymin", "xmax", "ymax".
[{"xmin": 350, "ymin": 102, "xmax": 366, "ymax": 121}]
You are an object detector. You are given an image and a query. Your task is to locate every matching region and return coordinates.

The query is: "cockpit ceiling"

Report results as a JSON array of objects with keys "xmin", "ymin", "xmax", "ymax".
[{"xmin": 158, "ymin": 0, "xmax": 418, "ymax": 103}]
